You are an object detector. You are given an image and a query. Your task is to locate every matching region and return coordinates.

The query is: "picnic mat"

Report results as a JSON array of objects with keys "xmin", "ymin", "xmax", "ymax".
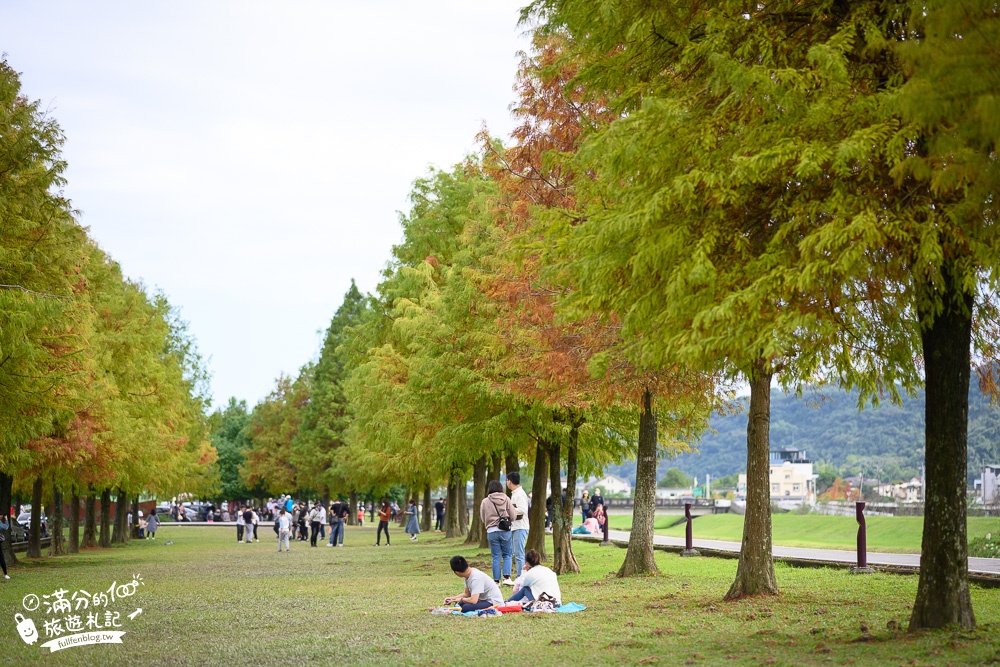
[{"xmin": 432, "ymin": 602, "xmax": 586, "ymax": 617}]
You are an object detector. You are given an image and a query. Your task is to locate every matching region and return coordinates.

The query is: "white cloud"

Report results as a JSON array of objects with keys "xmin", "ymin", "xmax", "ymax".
[{"xmin": 2, "ymin": 0, "xmax": 529, "ymax": 406}]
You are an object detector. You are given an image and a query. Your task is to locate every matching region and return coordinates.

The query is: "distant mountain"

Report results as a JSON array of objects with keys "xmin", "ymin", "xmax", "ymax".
[{"xmin": 604, "ymin": 384, "xmax": 1000, "ymax": 486}]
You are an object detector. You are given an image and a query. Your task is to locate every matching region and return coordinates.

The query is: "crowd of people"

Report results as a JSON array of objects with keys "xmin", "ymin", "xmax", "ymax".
[
  {"xmin": 229, "ymin": 496, "xmax": 355, "ymax": 549},
  {"xmin": 153, "ymin": 482, "xmax": 607, "ymax": 557},
  {"xmin": 220, "ymin": 495, "xmax": 425, "ymax": 551}
]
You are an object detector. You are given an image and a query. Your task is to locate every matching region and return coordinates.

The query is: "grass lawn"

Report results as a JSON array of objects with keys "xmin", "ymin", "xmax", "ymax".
[
  {"xmin": 607, "ymin": 514, "xmax": 1000, "ymax": 553},
  {"xmin": 2, "ymin": 526, "xmax": 999, "ymax": 666}
]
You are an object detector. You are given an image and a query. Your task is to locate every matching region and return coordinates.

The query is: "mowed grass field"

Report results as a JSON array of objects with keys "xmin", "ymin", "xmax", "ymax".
[
  {"xmin": 606, "ymin": 514, "xmax": 1000, "ymax": 553},
  {"xmin": 1, "ymin": 525, "xmax": 999, "ymax": 666}
]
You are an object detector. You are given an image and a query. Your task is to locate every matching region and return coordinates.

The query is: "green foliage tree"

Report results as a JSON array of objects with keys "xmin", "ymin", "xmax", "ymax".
[
  {"xmin": 292, "ymin": 280, "xmax": 367, "ymax": 496},
  {"xmin": 657, "ymin": 468, "xmax": 692, "ymax": 489},
  {"xmin": 210, "ymin": 398, "xmax": 252, "ymax": 501},
  {"xmin": 242, "ymin": 370, "xmax": 310, "ymax": 497}
]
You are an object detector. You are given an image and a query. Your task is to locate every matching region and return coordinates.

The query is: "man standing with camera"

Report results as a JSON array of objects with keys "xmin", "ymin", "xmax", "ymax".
[{"xmin": 506, "ymin": 473, "xmax": 530, "ymax": 579}]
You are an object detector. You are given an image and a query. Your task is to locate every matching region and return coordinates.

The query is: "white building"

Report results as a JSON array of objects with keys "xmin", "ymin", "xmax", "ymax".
[
  {"xmin": 890, "ymin": 478, "xmax": 922, "ymax": 503},
  {"xmin": 769, "ymin": 448, "xmax": 816, "ymax": 502},
  {"xmin": 979, "ymin": 465, "xmax": 1000, "ymax": 506},
  {"xmin": 584, "ymin": 474, "xmax": 632, "ymax": 496},
  {"xmin": 655, "ymin": 487, "xmax": 693, "ymax": 500}
]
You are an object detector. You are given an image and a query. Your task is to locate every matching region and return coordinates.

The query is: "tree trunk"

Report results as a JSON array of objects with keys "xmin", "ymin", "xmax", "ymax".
[
  {"xmin": 457, "ymin": 473, "xmax": 469, "ymax": 536},
  {"xmin": 348, "ymin": 491, "xmax": 358, "ymax": 526},
  {"xmin": 445, "ymin": 468, "xmax": 462, "ymax": 538},
  {"xmin": 421, "ymin": 485, "xmax": 432, "ymax": 532},
  {"xmin": 398, "ymin": 486, "xmax": 410, "ymax": 526},
  {"xmin": 112, "ymin": 487, "xmax": 128, "ymax": 544},
  {"xmin": 83, "ymin": 488, "xmax": 97, "ymax": 548},
  {"xmin": 131, "ymin": 496, "xmax": 140, "ymax": 539},
  {"xmin": 467, "ymin": 456, "xmax": 487, "ymax": 546},
  {"xmin": 550, "ymin": 429, "xmax": 580, "ymax": 574},
  {"xmin": 725, "ymin": 362, "xmax": 778, "ymax": 600},
  {"xmin": 909, "ymin": 267, "xmax": 976, "ymax": 631},
  {"xmin": 98, "ymin": 488, "xmax": 112, "ymax": 548},
  {"xmin": 619, "ymin": 387, "xmax": 659, "ymax": 577},
  {"xmin": 526, "ymin": 439, "xmax": 549, "ymax": 560},
  {"xmin": 487, "ymin": 455, "xmax": 500, "ymax": 485},
  {"xmin": 68, "ymin": 490, "xmax": 80, "ymax": 553},
  {"xmin": 49, "ymin": 483, "xmax": 64, "ymax": 556},
  {"xmin": 27, "ymin": 477, "xmax": 43, "ymax": 558},
  {"xmin": 0, "ymin": 472, "xmax": 18, "ymax": 566},
  {"xmin": 559, "ymin": 424, "xmax": 581, "ymax": 573}
]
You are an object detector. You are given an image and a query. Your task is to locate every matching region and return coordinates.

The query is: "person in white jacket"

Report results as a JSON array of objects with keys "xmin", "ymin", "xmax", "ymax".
[
  {"xmin": 506, "ymin": 472, "xmax": 530, "ymax": 578},
  {"xmin": 277, "ymin": 509, "xmax": 291, "ymax": 553}
]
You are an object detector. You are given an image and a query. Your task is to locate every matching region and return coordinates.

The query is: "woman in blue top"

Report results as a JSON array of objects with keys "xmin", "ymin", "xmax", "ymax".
[
  {"xmin": 0, "ymin": 514, "xmax": 10, "ymax": 579},
  {"xmin": 404, "ymin": 499, "xmax": 421, "ymax": 541}
]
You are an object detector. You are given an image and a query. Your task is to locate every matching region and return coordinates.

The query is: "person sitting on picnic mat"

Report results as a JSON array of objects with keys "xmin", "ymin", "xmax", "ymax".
[
  {"xmin": 572, "ymin": 510, "xmax": 601, "ymax": 535},
  {"xmin": 506, "ymin": 549, "xmax": 562, "ymax": 606},
  {"xmin": 445, "ymin": 555, "xmax": 504, "ymax": 613}
]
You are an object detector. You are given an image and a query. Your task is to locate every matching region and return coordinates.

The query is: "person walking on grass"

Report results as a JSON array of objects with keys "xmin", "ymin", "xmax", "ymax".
[
  {"xmin": 146, "ymin": 509, "xmax": 160, "ymax": 540},
  {"xmin": 506, "ymin": 472, "xmax": 530, "ymax": 578},
  {"xmin": 296, "ymin": 504, "xmax": 308, "ymax": 541},
  {"xmin": 309, "ymin": 503, "xmax": 321, "ymax": 547},
  {"xmin": 277, "ymin": 509, "xmax": 291, "ymax": 553},
  {"xmin": 0, "ymin": 514, "xmax": 11, "ymax": 580},
  {"xmin": 445, "ymin": 555, "xmax": 504, "ymax": 613},
  {"xmin": 434, "ymin": 498, "xmax": 445, "ymax": 532},
  {"xmin": 404, "ymin": 498, "xmax": 420, "ymax": 541},
  {"xmin": 326, "ymin": 500, "xmax": 340, "ymax": 547},
  {"xmin": 243, "ymin": 506, "xmax": 254, "ymax": 543},
  {"xmin": 252, "ymin": 507, "xmax": 260, "ymax": 542},
  {"xmin": 480, "ymin": 479, "xmax": 516, "ymax": 586},
  {"xmin": 590, "ymin": 487, "xmax": 605, "ymax": 518},
  {"xmin": 375, "ymin": 499, "xmax": 391, "ymax": 546},
  {"xmin": 290, "ymin": 503, "xmax": 301, "ymax": 540},
  {"xmin": 339, "ymin": 502, "xmax": 349, "ymax": 544}
]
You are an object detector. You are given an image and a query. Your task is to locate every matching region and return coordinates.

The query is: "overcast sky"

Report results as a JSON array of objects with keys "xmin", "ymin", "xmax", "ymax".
[{"xmin": 2, "ymin": 1, "xmax": 529, "ymax": 408}]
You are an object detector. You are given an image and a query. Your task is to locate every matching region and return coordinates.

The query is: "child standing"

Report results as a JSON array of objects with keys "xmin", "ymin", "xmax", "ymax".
[{"xmin": 146, "ymin": 509, "xmax": 160, "ymax": 540}]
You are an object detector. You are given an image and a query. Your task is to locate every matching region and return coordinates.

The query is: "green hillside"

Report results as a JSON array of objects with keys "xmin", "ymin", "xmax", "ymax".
[{"xmin": 606, "ymin": 384, "xmax": 1000, "ymax": 485}]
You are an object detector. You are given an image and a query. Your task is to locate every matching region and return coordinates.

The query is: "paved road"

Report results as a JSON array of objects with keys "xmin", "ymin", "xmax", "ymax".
[
  {"xmin": 587, "ymin": 529, "xmax": 1000, "ymax": 577},
  {"xmin": 162, "ymin": 522, "xmax": 999, "ymax": 577}
]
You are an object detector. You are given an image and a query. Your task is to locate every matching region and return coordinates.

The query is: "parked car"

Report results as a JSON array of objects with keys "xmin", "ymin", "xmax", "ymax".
[
  {"xmin": 7, "ymin": 522, "xmax": 27, "ymax": 543},
  {"xmin": 15, "ymin": 511, "xmax": 49, "ymax": 537}
]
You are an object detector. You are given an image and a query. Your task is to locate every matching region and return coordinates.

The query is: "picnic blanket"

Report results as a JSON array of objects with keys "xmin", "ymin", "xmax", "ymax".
[{"xmin": 432, "ymin": 602, "xmax": 587, "ymax": 617}]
